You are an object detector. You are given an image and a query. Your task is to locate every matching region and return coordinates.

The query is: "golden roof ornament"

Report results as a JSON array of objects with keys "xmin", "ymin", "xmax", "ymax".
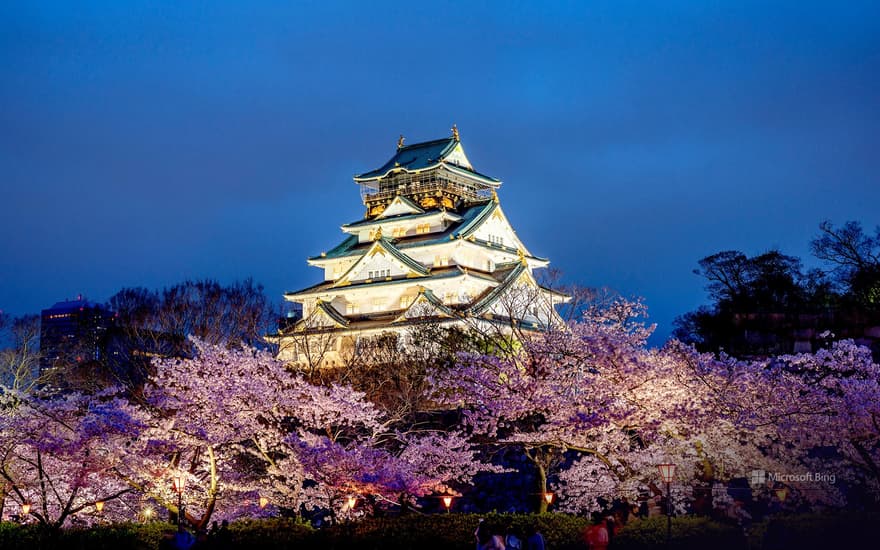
[
  {"xmin": 397, "ymin": 134, "xmax": 405, "ymax": 150},
  {"xmin": 517, "ymin": 248, "xmax": 528, "ymax": 266},
  {"xmin": 451, "ymin": 124, "xmax": 460, "ymax": 142},
  {"xmin": 491, "ymin": 188, "xmax": 498, "ymax": 202},
  {"xmin": 372, "ymin": 226, "xmax": 383, "ymax": 241}
]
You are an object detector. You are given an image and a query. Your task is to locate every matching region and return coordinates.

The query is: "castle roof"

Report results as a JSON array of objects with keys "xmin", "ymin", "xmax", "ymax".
[
  {"xmin": 354, "ymin": 136, "xmax": 501, "ymax": 185},
  {"xmin": 311, "ymin": 201, "xmax": 546, "ymax": 265},
  {"xmin": 341, "ymin": 208, "xmax": 461, "ymax": 231},
  {"xmin": 282, "ymin": 264, "xmax": 564, "ymax": 335}
]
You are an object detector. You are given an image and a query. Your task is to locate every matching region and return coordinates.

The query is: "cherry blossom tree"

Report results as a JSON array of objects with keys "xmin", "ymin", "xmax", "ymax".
[
  {"xmin": 140, "ymin": 338, "xmax": 497, "ymax": 526},
  {"xmin": 431, "ymin": 297, "xmax": 664, "ymax": 513},
  {"xmin": 0, "ymin": 387, "xmax": 145, "ymax": 527},
  {"xmin": 770, "ymin": 340, "xmax": 880, "ymax": 502},
  {"xmin": 430, "ymin": 297, "xmax": 869, "ymax": 515}
]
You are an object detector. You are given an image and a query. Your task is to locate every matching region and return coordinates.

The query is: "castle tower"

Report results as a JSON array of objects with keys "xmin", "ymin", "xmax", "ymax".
[{"xmin": 277, "ymin": 128, "xmax": 568, "ymax": 367}]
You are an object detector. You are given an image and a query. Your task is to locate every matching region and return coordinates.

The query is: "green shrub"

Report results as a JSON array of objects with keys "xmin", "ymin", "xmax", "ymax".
[
  {"xmin": 0, "ymin": 521, "xmax": 173, "ymax": 550},
  {"xmin": 0, "ymin": 522, "xmax": 55, "ymax": 550},
  {"xmin": 63, "ymin": 522, "xmax": 174, "ymax": 550},
  {"xmin": 226, "ymin": 517, "xmax": 315, "ymax": 550},
  {"xmin": 319, "ymin": 513, "xmax": 589, "ymax": 550},
  {"xmin": 614, "ymin": 516, "xmax": 745, "ymax": 550},
  {"xmin": 1, "ymin": 513, "xmax": 781, "ymax": 550},
  {"xmin": 760, "ymin": 512, "xmax": 878, "ymax": 550}
]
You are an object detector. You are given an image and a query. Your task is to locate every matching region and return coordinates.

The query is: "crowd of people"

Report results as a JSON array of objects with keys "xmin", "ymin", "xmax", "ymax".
[
  {"xmin": 474, "ymin": 512, "xmax": 620, "ymax": 550},
  {"xmin": 475, "ymin": 518, "xmax": 546, "ymax": 550},
  {"xmin": 162, "ymin": 511, "xmax": 620, "ymax": 549}
]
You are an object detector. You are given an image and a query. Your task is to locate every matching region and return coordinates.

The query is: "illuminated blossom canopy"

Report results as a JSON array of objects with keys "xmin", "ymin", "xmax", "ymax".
[
  {"xmin": 140, "ymin": 338, "xmax": 495, "ymax": 526},
  {"xmin": 0, "ymin": 388, "xmax": 145, "ymax": 527},
  {"xmin": 1, "ymin": 302, "xmax": 876, "ymax": 527},
  {"xmin": 431, "ymin": 297, "xmax": 880, "ymax": 513}
]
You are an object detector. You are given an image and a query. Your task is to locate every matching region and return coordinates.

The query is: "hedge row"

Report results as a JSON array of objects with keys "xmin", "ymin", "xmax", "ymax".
[
  {"xmin": 756, "ymin": 512, "xmax": 878, "ymax": 550},
  {"xmin": 3, "ymin": 514, "xmax": 583, "ymax": 550},
  {"xmin": 1, "ymin": 512, "xmax": 876, "ymax": 550},
  {"xmin": 613, "ymin": 516, "xmax": 744, "ymax": 550}
]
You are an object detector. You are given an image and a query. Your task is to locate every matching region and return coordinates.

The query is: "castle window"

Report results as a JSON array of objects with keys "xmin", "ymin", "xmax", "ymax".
[
  {"xmin": 346, "ymin": 303, "xmax": 359, "ymax": 315},
  {"xmin": 400, "ymin": 295, "xmax": 414, "ymax": 309},
  {"xmin": 444, "ymin": 292, "xmax": 456, "ymax": 304},
  {"xmin": 434, "ymin": 255, "xmax": 449, "ymax": 267},
  {"xmin": 416, "ymin": 224, "xmax": 431, "ymax": 234},
  {"xmin": 392, "ymin": 227, "xmax": 406, "ymax": 238},
  {"xmin": 372, "ymin": 298, "xmax": 384, "ymax": 311}
]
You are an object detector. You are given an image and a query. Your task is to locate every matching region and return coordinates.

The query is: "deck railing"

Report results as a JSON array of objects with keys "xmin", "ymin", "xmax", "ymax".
[{"xmin": 359, "ymin": 170, "xmax": 493, "ymax": 204}]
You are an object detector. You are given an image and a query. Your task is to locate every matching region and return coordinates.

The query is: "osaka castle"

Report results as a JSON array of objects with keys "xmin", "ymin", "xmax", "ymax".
[{"xmin": 277, "ymin": 127, "xmax": 568, "ymax": 366}]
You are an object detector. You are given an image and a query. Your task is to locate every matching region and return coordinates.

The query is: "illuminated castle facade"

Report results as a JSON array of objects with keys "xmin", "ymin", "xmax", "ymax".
[{"xmin": 277, "ymin": 127, "xmax": 567, "ymax": 366}]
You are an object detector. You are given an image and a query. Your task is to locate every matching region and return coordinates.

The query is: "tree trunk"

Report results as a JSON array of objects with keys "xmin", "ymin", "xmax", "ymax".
[{"xmin": 535, "ymin": 456, "xmax": 548, "ymax": 514}]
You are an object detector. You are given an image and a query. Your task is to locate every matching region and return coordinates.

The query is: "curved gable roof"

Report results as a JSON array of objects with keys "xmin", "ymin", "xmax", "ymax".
[
  {"xmin": 332, "ymin": 238, "xmax": 429, "ymax": 287},
  {"xmin": 355, "ymin": 138, "xmax": 457, "ymax": 180},
  {"xmin": 354, "ymin": 137, "xmax": 500, "ymax": 184},
  {"xmin": 314, "ymin": 301, "xmax": 349, "ymax": 327}
]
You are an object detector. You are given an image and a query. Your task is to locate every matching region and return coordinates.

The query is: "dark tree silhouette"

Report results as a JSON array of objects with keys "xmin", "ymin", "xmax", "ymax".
[{"xmin": 676, "ymin": 220, "xmax": 879, "ymax": 359}]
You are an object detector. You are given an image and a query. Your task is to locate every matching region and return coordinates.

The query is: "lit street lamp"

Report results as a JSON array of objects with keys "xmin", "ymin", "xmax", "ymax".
[
  {"xmin": 21, "ymin": 503, "xmax": 31, "ymax": 517},
  {"xmin": 442, "ymin": 495, "xmax": 453, "ymax": 513},
  {"xmin": 172, "ymin": 474, "xmax": 186, "ymax": 528},
  {"xmin": 346, "ymin": 495, "xmax": 357, "ymax": 511},
  {"xmin": 259, "ymin": 496, "xmax": 269, "ymax": 509},
  {"xmin": 657, "ymin": 463, "xmax": 676, "ymax": 548},
  {"xmin": 543, "ymin": 492, "xmax": 554, "ymax": 508},
  {"xmin": 95, "ymin": 501, "xmax": 105, "ymax": 513}
]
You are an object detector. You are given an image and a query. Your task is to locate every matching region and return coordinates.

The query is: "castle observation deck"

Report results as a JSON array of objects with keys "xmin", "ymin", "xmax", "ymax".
[{"xmin": 354, "ymin": 126, "xmax": 501, "ymax": 218}]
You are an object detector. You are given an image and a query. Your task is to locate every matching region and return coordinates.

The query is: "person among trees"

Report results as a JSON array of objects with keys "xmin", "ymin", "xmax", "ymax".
[
  {"xmin": 583, "ymin": 512, "xmax": 609, "ymax": 550},
  {"xmin": 172, "ymin": 524, "xmax": 196, "ymax": 550},
  {"xmin": 605, "ymin": 515, "xmax": 619, "ymax": 545},
  {"xmin": 525, "ymin": 522, "xmax": 546, "ymax": 550},
  {"xmin": 505, "ymin": 523, "xmax": 523, "ymax": 550},
  {"xmin": 476, "ymin": 520, "xmax": 506, "ymax": 550},
  {"xmin": 475, "ymin": 518, "xmax": 488, "ymax": 550}
]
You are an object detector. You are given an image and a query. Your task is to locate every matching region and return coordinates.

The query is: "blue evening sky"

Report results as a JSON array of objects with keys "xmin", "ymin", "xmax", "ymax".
[{"xmin": 2, "ymin": 1, "xmax": 878, "ymax": 344}]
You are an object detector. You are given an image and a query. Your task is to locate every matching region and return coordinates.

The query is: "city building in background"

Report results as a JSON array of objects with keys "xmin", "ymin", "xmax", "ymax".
[{"xmin": 39, "ymin": 295, "xmax": 115, "ymax": 373}]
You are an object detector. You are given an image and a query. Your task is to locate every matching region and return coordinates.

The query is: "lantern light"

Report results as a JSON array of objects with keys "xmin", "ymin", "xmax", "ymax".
[
  {"xmin": 442, "ymin": 495, "xmax": 453, "ymax": 511},
  {"xmin": 95, "ymin": 501, "xmax": 105, "ymax": 513},
  {"xmin": 21, "ymin": 503, "xmax": 31, "ymax": 515},
  {"xmin": 775, "ymin": 487, "xmax": 789, "ymax": 502},
  {"xmin": 657, "ymin": 463, "xmax": 676, "ymax": 484},
  {"xmin": 657, "ymin": 463, "xmax": 676, "ymax": 548},
  {"xmin": 172, "ymin": 475, "xmax": 186, "ymax": 494},
  {"xmin": 543, "ymin": 492, "xmax": 554, "ymax": 505},
  {"xmin": 259, "ymin": 496, "xmax": 269, "ymax": 509},
  {"xmin": 346, "ymin": 495, "xmax": 357, "ymax": 510}
]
